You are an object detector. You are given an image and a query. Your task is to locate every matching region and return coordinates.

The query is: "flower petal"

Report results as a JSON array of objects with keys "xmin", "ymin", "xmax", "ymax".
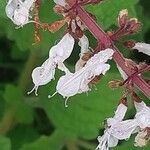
[
  {"xmin": 56, "ymin": 73, "xmax": 82, "ymax": 97},
  {"xmin": 108, "ymin": 136, "xmax": 119, "ymax": 148},
  {"xmin": 54, "ymin": 0, "xmax": 67, "ymax": 7},
  {"xmin": 135, "ymin": 102, "xmax": 150, "ymax": 129},
  {"xmin": 134, "ymin": 101, "xmax": 147, "ymax": 112},
  {"xmin": 111, "ymin": 120, "xmax": 138, "ymax": 140},
  {"xmin": 78, "ymin": 35, "xmax": 89, "ymax": 54},
  {"xmin": 133, "ymin": 42, "xmax": 150, "ymax": 56},
  {"xmin": 49, "ymin": 33, "xmax": 75, "ymax": 62},
  {"xmin": 86, "ymin": 48, "xmax": 114, "ymax": 66},
  {"xmin": 117, "ymin": 64, "xmax": 128, "ymax": 80},
  {"xmin": 114, "ymin": 103, "xmax": 128, "ymax": 121},
  {"xmin": 28, "ymin": 58, "xmax": 56, "ymax": 95},
  {"xmin": 5, "ymin": 0, "xmax": 35, "ymax": 26}
]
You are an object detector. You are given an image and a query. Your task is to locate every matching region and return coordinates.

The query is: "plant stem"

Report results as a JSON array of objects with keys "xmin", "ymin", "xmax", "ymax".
[
  {"xmin": 0, "ymin": 107, "xmax": 16, "ymax": 135},
  {"xmin": 68, "ymin": 4, "xmax": 150, "ymax": 98}
]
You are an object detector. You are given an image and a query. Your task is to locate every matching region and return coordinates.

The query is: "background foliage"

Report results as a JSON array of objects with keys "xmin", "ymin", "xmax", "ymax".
[{"xmin": 0, "ymin": 0, "xmax": 150, "ymax": 149}]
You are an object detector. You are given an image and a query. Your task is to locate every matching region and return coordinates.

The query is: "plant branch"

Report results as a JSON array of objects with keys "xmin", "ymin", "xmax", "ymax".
[{"xmin": 67, "ymin": 4, "xmax": 150, "ymax": 98}]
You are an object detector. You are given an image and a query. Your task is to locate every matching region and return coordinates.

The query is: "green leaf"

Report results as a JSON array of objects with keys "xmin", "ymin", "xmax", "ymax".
[
  {"xmin": 20, "ymin": 130, "xmax": 66, "ymax": 150},
  {"xmin": 86, "ymin": 0, "xmax": 139, "ymax": 29},
  {"xmin": 0, "ymin": 136, "xmax": 11, "ymax": 150},
  {"xmin": 14, "ymin": 103, "xmax": 34, "ymax": 124},
  {"xmin": 0, "ymin": 0, "xmax": 6, "ymax": 18},
  {"xmin": 8, "ymin": 125, "xmax": 39, "ymax": 150},
  {"xmin": 37, "ymin": 72, "xmax": 123, "ymax": 140},
  {"xmin": 3, "ymin": 84, "xmax": 22, "ymax": 105},
  {"xmin": 3, "ymin": 84, "xmax": 33, "ymax": 124}
]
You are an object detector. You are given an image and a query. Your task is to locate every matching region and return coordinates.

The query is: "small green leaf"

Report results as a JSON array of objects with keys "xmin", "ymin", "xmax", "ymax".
[
  {"xmin": 20, "ymin": 130, "xmax": 66, "ymax": 150},
  {"xmin": 3, "ymin": 84, "xmax": 22, "ymax": 105},
  {"xmin": 3, "ymin": 85, "xmax": 33, "ymax": 124},
  {"xmin": 0, "ymin": 0, "xmax": 6, "ymax": 18},
  {"xmin": 8, "ymin": 125, "xmax": 39, "ymax": 150},
  {"xmin": 0, "ymin": 136, "xmax": 11, "ymax": 150},
  {"xmin": 14, "ymin": 103, "xmax": 33, "ymax": 124}
]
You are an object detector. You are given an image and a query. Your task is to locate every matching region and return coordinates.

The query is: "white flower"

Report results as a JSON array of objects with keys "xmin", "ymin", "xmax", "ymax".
[
  {"xmin": 71, "ymin": 17, "xmax": 86, "ymax": 33},
  {"xmin": 133, "ymin": 101, "xmax": 150, "ymax": 147},
  {"xmin": 5, "ymin": 0, "xmax": 35, "ymax": 26},
  {"xmin": 50, "ymin": 48, "xmax": 114, "ymax": 107},
  {"xmin": 133, "ymin": 42, "xmax": 150, "ymax": 56},
  {"xmin": 49, "ymin": 33, "xmax": 75, "ymax": 73},
  {"xmin": 49, "ymin": 33, "xmax": 74, "ymax": 62},
  {"xmin": 75, "ymin": 35, "xmax": 91, "ymax": 71},
  {"xmin": 134, "ymin": 130, "xmax": 149, "ymax": 147},
  {"xmin": 134, "ymin": 101, "xmax": 150, "ymax": 129},
  {"xmin": 96, "ymin": 100, "xmax": 138, "ymax": 150},
  {"xmin": 54, "ymin": 0, "xmax": 68, "ymax": 7},
  {"xmin": 28, "ymin": 33, "xmax": 75, "ymax": 95},
  {"xmin": 96, "ymin": 103, "xmax": 126, "ymax": 150},
  {"xmin": 28, "ymin": 58, "xmax": 56, "ymax": 96},
  {"xmin": 78, "ymin": 35, "xmax": 90, "ymax": 54}
]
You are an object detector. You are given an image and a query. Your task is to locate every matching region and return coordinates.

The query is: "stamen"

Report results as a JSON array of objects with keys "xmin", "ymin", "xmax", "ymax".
[
  {"xmin": 15, "ymin": 20, "xmax": 41, "ymax": 29},
  {"xmin": 34, "ymin": 86, "xmax": 38, "ymax": 96},
  {"xmin": 27, "ymin": 86, "xmax": 38, "ymax": 96},
  {"xmin": 48, "ymin": 91, "xmax": 57, "ymax": 99},
  {"xmin": 65, "ymin": 97, "xmax": 69, "ymax": 107}
]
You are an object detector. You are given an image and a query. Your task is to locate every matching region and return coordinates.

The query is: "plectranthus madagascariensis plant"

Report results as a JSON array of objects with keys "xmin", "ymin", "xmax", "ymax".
[{"xmin": 5, "ymin": 0, "xmax": 150, "ymax": 149}]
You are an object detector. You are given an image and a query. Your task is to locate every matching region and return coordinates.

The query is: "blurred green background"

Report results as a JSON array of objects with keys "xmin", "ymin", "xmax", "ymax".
[{"xmin": 0, "ymin": 0, "xmax": 150, "ymax": 149}]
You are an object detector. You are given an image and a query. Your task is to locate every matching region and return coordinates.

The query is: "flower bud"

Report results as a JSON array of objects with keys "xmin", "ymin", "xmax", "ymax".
[
  {"xmin": 53, "ymin": 4, "xmax": 65, "ymax": 14},
  {"xmin": 134, "ymin": 130, "xmax": 150, "ymax": 147},
  {"xmin": 118, "ymin": 9, "xmax": 128, "ymax": 27},
  {"xmin": 81, "ymin": 52, "xmax": 92, "ymax": 61},
  {"xmin": 128, "ymin": 18, "xmax": 142, "ymax": 33},
  {"xmin": 75, "ymin": 27, "xmax": 84, "ymax": 38},
  {"xmin": 119, "ymin": 97, "xmax": 128, "ymax": 106},
  {"xmin": 108, "ymin": 80, "xmax": 123, "ymax": 89},
  {"xmin": 124, "ymin": 40, "xmax": 136, "ymax": 49},
  {"xmin": 132, "ymin": 92, "xmax": 142, "ymax": 103}
]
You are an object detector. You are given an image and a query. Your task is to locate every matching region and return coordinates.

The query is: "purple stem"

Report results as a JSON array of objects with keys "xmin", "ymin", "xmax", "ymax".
[{"xmin": 68, "ymin": 3, "xmax": 150, "ymax": 98}]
